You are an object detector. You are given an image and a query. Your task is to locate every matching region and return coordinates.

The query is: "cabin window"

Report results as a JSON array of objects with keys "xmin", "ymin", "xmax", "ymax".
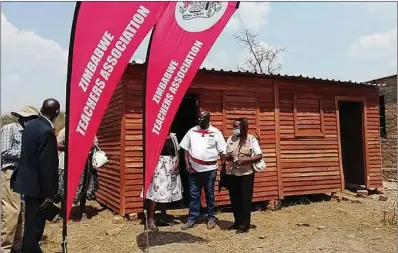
[
  {"xmin": 293, "ymin": 94, "xmax": 325, "ymax": 137},
  {"xmin": 379, "ymin": 95, "xmax": 387, "ymax": 138}
]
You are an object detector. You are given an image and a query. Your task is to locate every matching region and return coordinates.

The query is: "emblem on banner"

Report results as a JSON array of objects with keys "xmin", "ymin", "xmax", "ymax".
[
  {"xmin": 175, "ymin": 1, "xmax": 228, "ymax": 32},
  {"xmin": 179, "ymin": 2, "xmax": 222, "ymax": 20}
]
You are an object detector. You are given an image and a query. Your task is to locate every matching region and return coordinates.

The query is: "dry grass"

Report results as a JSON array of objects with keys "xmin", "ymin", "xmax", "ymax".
[
  {"xmin": 41, "ymin": 185, "xmax": 397, "ymax": 253},
  {"xmin": 381, "ymin": 181, "xmax": 397, "ymax": 226}
]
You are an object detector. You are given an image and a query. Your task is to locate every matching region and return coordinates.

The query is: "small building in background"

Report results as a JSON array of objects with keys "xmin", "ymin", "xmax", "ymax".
[
  {"xmin": 368, "ymin": 74, "xmax": 397, "ymax": 179},
  {"xmin": 96, "ymin": 63, "xmax": 384, "ymax": 215}
]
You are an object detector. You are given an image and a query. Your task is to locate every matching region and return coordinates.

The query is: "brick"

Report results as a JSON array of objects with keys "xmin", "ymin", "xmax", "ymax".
[
  {"xmin": 356, "ymin": 190, "xmax": 368, "ymax": 198},
  {"xmin": 266, "ymin": 199, "xmax": 281, "ymax": 211},
  {"xmin": 127, "ymin": 213, "xmax": 138, "ymax": 221},
  {"xmin": 379, "ymin": 195, "xmax": 388, "ymax": 201}
]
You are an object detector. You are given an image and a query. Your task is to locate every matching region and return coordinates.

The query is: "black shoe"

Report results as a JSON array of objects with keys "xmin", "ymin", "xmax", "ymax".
[
  {"xmin": 236, "ymin": 228, "xmax": 249, "ymax": 234},
  {"xmin": 236, "ymin": 226, "xmax": 249, "ymax": 234}
]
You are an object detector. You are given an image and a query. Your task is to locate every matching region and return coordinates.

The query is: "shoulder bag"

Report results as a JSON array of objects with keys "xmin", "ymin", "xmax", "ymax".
[
  {"xmin": 169, "ymin": 133, "xmax": 180, "ymax": 168},
  {"xmin": 250, "ymin": 135, "xmax": 266, "ymax": 172},
  {"xmin": 92, "ymin": 144, "xmax": 108, "ymax": 169}
]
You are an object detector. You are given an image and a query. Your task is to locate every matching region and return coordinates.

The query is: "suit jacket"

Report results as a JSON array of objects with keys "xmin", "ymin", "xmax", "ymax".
[{"xmin": 11, "ymin": 116, "xmax": 59, "ymax": 199}]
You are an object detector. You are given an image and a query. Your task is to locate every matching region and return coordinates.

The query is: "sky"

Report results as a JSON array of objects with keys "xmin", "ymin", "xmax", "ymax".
[{"xmin": 1, "ymin": 2, "xmax": 397, "ymax": 114}]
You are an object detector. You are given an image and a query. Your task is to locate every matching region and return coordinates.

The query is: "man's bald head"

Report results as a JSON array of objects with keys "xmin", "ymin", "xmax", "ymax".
[
  {"xmin": 200, "ymin": 111, "xmax": 210, "ymax": 121},
  {"xmin": 40, "ymin": 98, "xmax": 60, "ymax": 122},
  {"xmin": 198, "ymin": 110, "xmax": 211, "ymax": 130}
]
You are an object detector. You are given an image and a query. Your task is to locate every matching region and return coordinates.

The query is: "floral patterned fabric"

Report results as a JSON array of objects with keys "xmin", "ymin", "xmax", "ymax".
[
  {"xmin": 145, "ymin": 155, "xmax": 183, "ymax": 203},
  {"xmin": 56, "ymin": 149, "xmax": 99, "ymax": 205}
]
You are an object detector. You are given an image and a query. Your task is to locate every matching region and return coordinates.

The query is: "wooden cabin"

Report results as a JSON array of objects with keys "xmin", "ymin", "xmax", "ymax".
[{"xmin": 96, "ymin": 62, "xmax": 383, "ymax": 215}]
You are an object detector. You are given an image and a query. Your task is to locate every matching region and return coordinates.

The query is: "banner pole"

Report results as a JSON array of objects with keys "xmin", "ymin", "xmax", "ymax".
[
  {"xmin": 62, "ymin": 2, "xmax": 81, "ymax": 252},
  {"xmin": 142, "ymin": 25, "xmax": 157, "ymax": 229}
]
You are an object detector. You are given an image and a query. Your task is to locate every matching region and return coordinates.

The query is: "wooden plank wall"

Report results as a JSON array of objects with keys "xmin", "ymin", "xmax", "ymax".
[
  {"xmin": 99, "ymin": 64, "xmax": 383, "ymax": 214},
  {"xmin": 198, "ymin": 88, "xmax": 228, "ymax": 204},
  {"xmin": 96, "ymin": 81, "xmax": 125, "ymax": 213},
  {"xmin": 192, "ymin": 75, "xmax": 280, "ymax": 205},
  {"xmin": 122, "ymin": 68, "xmax": 145, "ymax": 214},
  {"xmin": 366, "ymin": 96, "xmax": 383, "ymax": 188},
  {"xmin": 277, "ymin": 80, "xmax": 382, "ymax": 196}
]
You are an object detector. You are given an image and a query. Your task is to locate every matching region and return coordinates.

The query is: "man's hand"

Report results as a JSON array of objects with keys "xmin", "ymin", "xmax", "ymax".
[
  {"xmin": 184, "ymin": 151, "xmax": 191, "ymax": 173},
  {"xmin": 220, "ymin": 153, "xmax": 226, "ymax": 164},
  {"xmin": 45, "ymin": 198, "xmax": 53, "ymax": 204},
  {"xmin": 37, "ymin": 198, "xmax": 53, "ymax": 212},
  {"xmin": 57, "ymin": 143, "xmax": 65, "ymax": 152},
  {"xmin": 224, "ymin": 154, "xmax": 233, "ymax": 162}
]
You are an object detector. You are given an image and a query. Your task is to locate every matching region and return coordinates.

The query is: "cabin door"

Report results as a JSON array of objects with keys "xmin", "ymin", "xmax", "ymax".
[
  {"xmin": 337, "ymin": 100, "xmax": 368, "ymax": 189},
  {"xmin": 170, "ymin": 94, "xmax": 200, "ymax": 208}
]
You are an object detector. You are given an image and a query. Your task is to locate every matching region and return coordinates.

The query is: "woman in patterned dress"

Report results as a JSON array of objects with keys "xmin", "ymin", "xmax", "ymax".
[
  {"xmin": 144, "ymin": 132, "xmax": 183, "ymax": 230},
  {"xmin": 55, "ymin": 127, "xmax": 100, "ymax": 219}
]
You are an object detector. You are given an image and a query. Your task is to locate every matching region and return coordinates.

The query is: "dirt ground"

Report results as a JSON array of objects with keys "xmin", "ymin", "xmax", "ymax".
[{"xmin": 42, "ymin": 181, "xmax": 397, "ymax": 253}]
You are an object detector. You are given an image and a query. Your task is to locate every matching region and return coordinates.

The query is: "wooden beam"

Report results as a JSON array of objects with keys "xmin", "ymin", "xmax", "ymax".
[
  {"xmin": 274, "ymin": 81, "xmax": 283, "ymax": 199},
  {"xmin": 119, "ymin": 79, "xmax": 127, "ymax": 215},
  {"xmin": 363, "ymin": 99, "xmax": 370, "ymax": 188},
  {"xmin": 334, "ymin": 98, "xmax": 344, "ymax": 192},
  {"xmin": 222, "ymin": 92, "xmax": 227, "ymax": 135},
  {"xmin": 119, "ymin": 114, "xmax": 126, "ymax": 215},
  {"xmin": 255, "ymin": 92, "xmax": 261, "ymax": 137}
]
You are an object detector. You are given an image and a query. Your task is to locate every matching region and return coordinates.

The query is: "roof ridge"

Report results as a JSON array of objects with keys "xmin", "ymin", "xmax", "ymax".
[{"xmin": 128, "ymin": 61, "xmax": 383, "ymax": 87}]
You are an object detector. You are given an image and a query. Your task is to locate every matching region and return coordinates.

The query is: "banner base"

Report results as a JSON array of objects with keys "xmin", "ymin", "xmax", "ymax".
[{"xmin": 61, "ymin": 237, "xmax": 68, "ymax": 253}]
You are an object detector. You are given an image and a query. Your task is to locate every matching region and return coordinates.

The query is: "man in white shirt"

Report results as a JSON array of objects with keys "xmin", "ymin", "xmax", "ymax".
[{"xmin": 179, "ymin": 111, "xmax": 226, "ymax": 230}]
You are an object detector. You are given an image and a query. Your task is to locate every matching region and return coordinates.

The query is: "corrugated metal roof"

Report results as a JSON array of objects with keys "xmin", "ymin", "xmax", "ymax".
[
  {"xmin": 366, "ymin": 74, "xmax": 397, "ymax": 84},
  {"xmin": 128, "ymin": 61, "xmax": 383, "ymax": 87}
]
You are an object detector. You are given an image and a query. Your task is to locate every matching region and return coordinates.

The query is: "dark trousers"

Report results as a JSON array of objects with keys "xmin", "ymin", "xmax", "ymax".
[
  {"xmin": 228, "ymin": 173, "xmax": 255, "ymax": 230},
  {"xmin": 188, "ymin": 170, "xmax": 216, "ymax": 222},
  {"xmin": 22, "ymin": 196, "xmax": 46, "ymax": 253}
]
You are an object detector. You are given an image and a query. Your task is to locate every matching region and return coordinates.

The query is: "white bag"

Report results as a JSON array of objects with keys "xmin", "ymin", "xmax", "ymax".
[
  {"xmin": 250, "ymin": 136, "xmax": 266, "ymax": 172},
  {"xmin": 92, "ymin": 144, "xmax": 108, "ymax": 169},
  {"xmin": 252, "ymin": 155, "xmax": 266, "ymax": 172}
]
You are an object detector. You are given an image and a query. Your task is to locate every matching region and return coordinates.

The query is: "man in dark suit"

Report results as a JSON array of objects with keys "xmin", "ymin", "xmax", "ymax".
[{"xmin": 12, "ymin": 98, "xmax": 60, "ymax": 253}]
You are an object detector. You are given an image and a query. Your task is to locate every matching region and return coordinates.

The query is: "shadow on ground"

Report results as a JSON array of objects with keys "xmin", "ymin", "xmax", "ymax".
[
  {"xmin": 136, "ymin": 231, "xmax": 208, "ymax": 252},
  {"xmin": 281, "ymin": 194, "xmax": 332, "ymax": 208},
  {"xmin": 134, "ymin": 194, "xmax": 334, "ymax": 233},
  {"xmin": 53, "ymin": 203, "xmax": 107, "ymax": 223}
]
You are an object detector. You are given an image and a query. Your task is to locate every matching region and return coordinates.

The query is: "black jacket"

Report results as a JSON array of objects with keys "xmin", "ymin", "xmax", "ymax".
[{"xmin": 11, "ymin": 116, "xmax": 59, "ymax": 199}]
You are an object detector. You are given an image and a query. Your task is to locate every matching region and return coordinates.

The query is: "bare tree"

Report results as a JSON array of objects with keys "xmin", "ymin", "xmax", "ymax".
[{"xmin": 234, "ymin": 29, "xmax": 286, "ymax": 74}]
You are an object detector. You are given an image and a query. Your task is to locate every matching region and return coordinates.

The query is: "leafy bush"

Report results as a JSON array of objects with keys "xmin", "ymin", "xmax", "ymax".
[{"xmin": 1, "ymin": 112, "xmax": 65, "ymax": 136}]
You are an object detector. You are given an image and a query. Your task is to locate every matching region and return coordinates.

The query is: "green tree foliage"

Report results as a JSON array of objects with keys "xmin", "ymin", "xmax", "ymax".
[
  {"xmin": 0, "ymin": 115, "xmax": 18, "ymax": 127},
  {"xmin": 0, "ymin": 112, "xmax": 66, "ymax": 135}
]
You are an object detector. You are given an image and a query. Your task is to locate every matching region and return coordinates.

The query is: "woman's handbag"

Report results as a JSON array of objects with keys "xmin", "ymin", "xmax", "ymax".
[
  {"xmin": 169, "ymin": 133, "xmax": 179, "ymax": 165},
  {"xmin": 250, "ymin": 136, "xmax": 266, "ymax": 172},
  {"xmin": 92, "ymin": 144, "xmax": 108, "ymax": 169},
  {"xmin": 252, "ymin": 155, "xmax": 266, "ymax": 172}
]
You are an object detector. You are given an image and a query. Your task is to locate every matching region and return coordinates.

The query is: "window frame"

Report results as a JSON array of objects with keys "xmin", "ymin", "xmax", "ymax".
[{"xmin": 293, "ymin": 93, "xmax": 325, "ymax": 138}]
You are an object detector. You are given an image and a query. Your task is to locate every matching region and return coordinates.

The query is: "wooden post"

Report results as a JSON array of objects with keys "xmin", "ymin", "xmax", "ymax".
[{"xmin": 274, "ymin": 81, "xmax": 283, "ymax": 199}]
